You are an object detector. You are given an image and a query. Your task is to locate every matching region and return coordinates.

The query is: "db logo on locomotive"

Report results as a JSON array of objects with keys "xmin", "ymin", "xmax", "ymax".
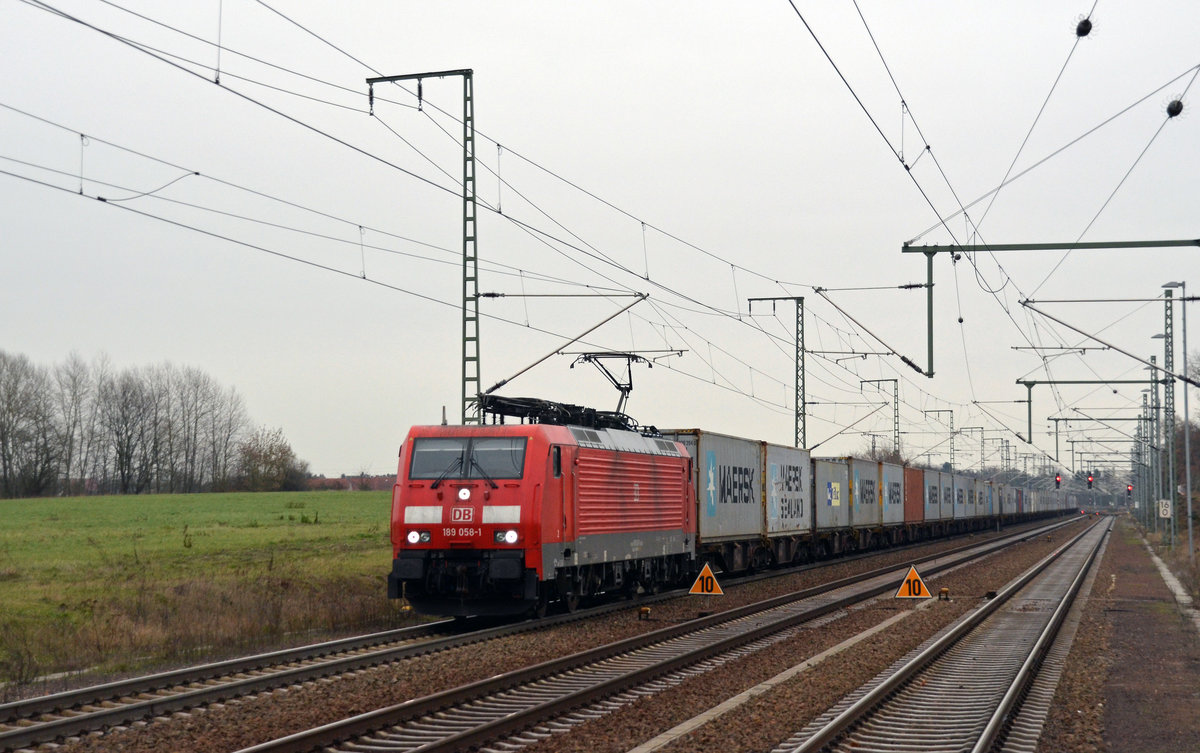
[{"xmin": 451, "ymin": 507, "xmax": 474, "ymax": 523}]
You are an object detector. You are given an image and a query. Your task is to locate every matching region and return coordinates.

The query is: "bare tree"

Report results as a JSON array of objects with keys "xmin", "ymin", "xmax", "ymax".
[
  {"xmin": 98, "ymin": 368, "xmax": 154, "ymax": 494},
  {"xmin": 0, "ymin": 352, "xmax": 58, "ymax": 497},
  {"xmin": 52, "ymin": 352, "xmax": 93, "ymax": 495},
  {"xmin": 1, "ymin": 350, "xmax": 285, "ymax": 497},
  {"xmin": 207, "ymin": 385, "xmax": 247, "ymax": 492}
]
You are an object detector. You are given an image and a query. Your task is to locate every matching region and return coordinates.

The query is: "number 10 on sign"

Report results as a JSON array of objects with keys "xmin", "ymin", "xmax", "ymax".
[
  {"xmin": 689, "ymin": 563, "xmax": 724, "ymax": 595},
  {"xmin": 895, "ymin": 565, "xmax": 932, "ymax": 599}
]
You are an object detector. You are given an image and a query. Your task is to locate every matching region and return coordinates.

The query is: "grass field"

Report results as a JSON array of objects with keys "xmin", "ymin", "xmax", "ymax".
[{"xmin": 0, "ymin": 491, "xmax": 418, "ymax": 689}]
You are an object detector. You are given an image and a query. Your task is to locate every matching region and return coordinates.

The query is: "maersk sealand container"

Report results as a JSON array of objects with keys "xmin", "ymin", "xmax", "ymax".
[
  {"xmin": 814, "ymin": 458, "xmax": 851, "ymax": 531},
  {"xmin": 764, "ymin": 444, "xmax": 812, "ymax": 537}
]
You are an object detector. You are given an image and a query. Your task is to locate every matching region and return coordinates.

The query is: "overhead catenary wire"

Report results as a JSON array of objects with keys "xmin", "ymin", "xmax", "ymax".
[
  {"xmin": 188, "ymin": 0, "xmax": 1023, "ymax": 450},
  {"xmin": 9, "ymin": 0, "xmax": 1123, "ymax": 462}
]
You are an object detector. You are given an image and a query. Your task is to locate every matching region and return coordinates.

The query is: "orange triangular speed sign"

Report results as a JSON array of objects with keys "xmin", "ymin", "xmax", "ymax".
[
  {"xmin": 689, "ymin": 563, "xmax": 724, "ymax": 595},
  {"xmin": 895, "ymin": 565, "xmax": 932, "ymax": 599}
]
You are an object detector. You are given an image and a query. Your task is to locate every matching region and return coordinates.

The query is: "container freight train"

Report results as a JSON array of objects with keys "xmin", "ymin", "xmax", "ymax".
[{"xmin": 388, "ymin": 403, "xmax": 1073, "ymax": 617}]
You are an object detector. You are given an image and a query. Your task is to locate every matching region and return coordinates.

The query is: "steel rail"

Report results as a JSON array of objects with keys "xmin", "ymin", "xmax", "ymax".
[
  {"xmin": 233, "ymin": 519, "xmax": 1083, "ymax": 753},
  {"xmin": 782, "ymin": 518, "xmax": 1108, "ymax": 753},
  {"xmin": 0, "ymin": 622, "xmax": 455, "ymax": 723},
  {"xmin": 970, "ymin": 519, "xmax": 1107, "ymax": 752},
  {"xmin": 0, "ymin": 518, "xmax": 1074, "ymax": 751}
]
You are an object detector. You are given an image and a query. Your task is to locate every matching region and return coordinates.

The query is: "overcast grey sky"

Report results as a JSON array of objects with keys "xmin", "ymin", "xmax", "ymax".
[{"xmin": 3, "ymin": 1, "xmax": 1197, "ymax": 477}]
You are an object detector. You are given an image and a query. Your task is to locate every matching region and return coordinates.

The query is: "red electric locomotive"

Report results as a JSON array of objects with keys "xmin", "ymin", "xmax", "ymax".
[{"xmin": 388, "ymin": 402, "xmax": 695, "ymax": 617}]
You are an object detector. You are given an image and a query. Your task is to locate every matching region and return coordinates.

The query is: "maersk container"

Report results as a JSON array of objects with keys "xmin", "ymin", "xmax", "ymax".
[
  {"xmin": 924, "ymin": 470, "xmax": 942, "ymax": 521},
  {"xmin": 952, "ymin": 474, "xmax": 968, "ymax": 520},
  {"xmin": 881, "ymin": 462, "xmax": 905, "ymax": 526},
  {"xmin": 814, "ymin": 458, "xmax": 851, "ymax": 531},
  {"xmin": 998, "ymin": 484, "xmax": 1011, "ymax": 516},
  {"xmin": 903, "ymin": 467, "xmax": 925, "ymax": 524},
  {"xmin": 664, "ymin": 429, "xmax": 764, "ymax": 543},
  {"xmin": 764, "ymin": 444, "xmax": 812, "ymax": 537},
  {"xmin": 962, "ymin": 476, "xmax": 979, "ymax": 519},
  {"xmin": 940, "ymin": 474, "xmax": 954, "ymax": 520},
  {"xmin": 847, "ymin": 458, "xmax": 882, "ymax": 529}
]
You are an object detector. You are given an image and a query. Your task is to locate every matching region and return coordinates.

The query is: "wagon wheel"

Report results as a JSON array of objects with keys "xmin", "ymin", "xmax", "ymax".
[
  {"xmin": 531, "ymin": 592, "xmax": 550, "ymax": 619},
  {"xmin": 564, "ymin": 592, "xmax": 581, "ymax": 613}
]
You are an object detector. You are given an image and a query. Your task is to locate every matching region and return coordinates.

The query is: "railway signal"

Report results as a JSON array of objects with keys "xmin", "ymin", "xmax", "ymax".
[
  {"xmin": 895, "ymin": 565, "xmax": 932, "ymax": 599},
  {"xmin": 1127, "ymin": 484, "xmax": 1133, "ymax": 498},
  {"xmin": 689, "ymin": 563, "xmax": 724, "ymax": 595},
  {"xmin": 1087, "ymin": 474, "xmax": 1093, "ymax": 489},
  {"xmin": 1055, "ymin": 474, "xmax": 1061, "ymax": 489}
]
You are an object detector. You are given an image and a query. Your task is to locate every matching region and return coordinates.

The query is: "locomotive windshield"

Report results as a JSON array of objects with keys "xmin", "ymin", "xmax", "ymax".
[{"xmin": 409, "ymin": 436, "xmax": 527, "ymax": 481}]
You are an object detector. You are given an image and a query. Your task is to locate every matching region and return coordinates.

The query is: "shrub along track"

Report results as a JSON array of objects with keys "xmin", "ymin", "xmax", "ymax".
[{"xmin": 30, "ymin": 518, "xmax": 1081, "ymax": 753}]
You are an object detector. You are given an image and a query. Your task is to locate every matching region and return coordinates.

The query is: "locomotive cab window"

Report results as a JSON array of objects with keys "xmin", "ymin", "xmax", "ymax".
[
  {"xmin": 470, "ymin": 437, "xmax": 526, "ymax": 479},
  {"xmin": 410, "ymin": 438, "xmax": 467, "ymax": 479},
  {"xmin": 551, "ymin": 446, "xmax": 562, "ymax": 478},
  {"xmin": 409, "ymin": 436, "xmax": 526, "ymax": 480}
]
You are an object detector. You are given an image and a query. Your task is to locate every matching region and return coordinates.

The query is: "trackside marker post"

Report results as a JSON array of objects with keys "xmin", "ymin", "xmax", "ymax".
[
  {"xmin": 689, "ymin": 563, "xmax": 724, "ymax": 595},
  {"xmin": 895, "ymin": 565, "xmax": 932, "ymax": 599}
]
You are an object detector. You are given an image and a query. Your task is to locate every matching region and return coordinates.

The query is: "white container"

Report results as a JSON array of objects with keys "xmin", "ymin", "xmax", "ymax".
[
  {"xmin": 881, "ymin": 462, "xmax": 905, "ymax": 526},
  {"xmin": 664, "ymin": 429, "xmax": 764, "ymax": 542},
  {"xmin": 764, "ymin": 443, "xmax": 813, "ymax": 537},
  {"xmin": 814, "ymin": 458, "xmax": 851, "ymax": 531}
]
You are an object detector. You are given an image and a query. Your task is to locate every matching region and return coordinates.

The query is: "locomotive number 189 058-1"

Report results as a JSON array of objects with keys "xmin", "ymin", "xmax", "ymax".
[{"xmin": 444, "ymin": 527, "xmax": 481, "ymax": 538}]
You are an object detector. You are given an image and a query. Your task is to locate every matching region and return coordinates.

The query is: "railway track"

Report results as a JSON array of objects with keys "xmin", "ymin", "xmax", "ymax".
[
  {"xmin": 772, "ymin": 516, "xmax": 1111, "ymax": 753},
  {"xmin": 227, "ymin": 519, "xmax": 1087, "ymax": 753},
  {"xmin": 0, "ymin": 619, "xmax": 500, "ymax": 751},
  {"xmin": 0, "ymin": 518, "xmax": 1076, "ymax": 752}
]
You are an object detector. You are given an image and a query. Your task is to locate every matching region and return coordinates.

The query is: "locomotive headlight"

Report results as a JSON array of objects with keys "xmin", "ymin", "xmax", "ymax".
[
  {"xmin": 406, "ymin": 530, "xmax": 421, "ymax": 544},
  {"xmin": 494, "ymin": 529, "xmax": 519, "ymax": 544},
  {"xmin": 419, "ymin": 531, "xmax": 431, "ymax": 543}
]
